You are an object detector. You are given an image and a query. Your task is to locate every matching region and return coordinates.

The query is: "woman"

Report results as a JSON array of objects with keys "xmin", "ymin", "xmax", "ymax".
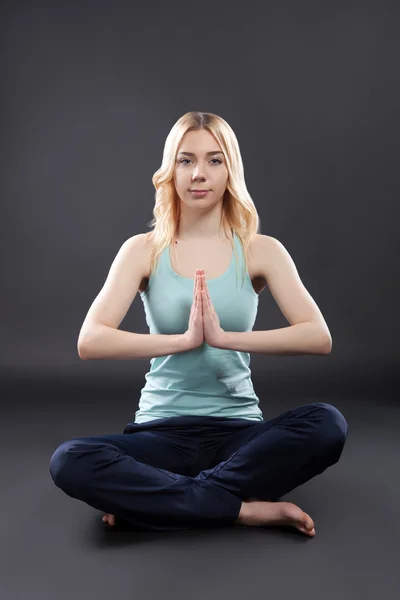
[{"xmin": 50, "ymin": 111, "xmax": 348, "ymax": 536}]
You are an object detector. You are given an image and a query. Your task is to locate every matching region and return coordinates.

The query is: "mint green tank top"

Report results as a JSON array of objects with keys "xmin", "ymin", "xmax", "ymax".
[{"xmin": 135, "ymin": 231, "xmax": 263, "ymax": 423}]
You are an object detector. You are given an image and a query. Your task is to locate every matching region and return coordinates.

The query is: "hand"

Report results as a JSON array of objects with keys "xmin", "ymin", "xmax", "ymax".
[
  {"xmin": 181, "ymin": 269, "xmax": 205, "ymax": 350},
  {"xmin": 199, "ymin": 270, "xmax": 225, "ymax": 348}
]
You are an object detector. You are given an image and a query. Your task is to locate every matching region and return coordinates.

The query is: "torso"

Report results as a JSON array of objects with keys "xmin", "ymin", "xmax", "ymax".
[{"xmin": 138, "ymin": 232, "xmax": 268, "ymax": 295}]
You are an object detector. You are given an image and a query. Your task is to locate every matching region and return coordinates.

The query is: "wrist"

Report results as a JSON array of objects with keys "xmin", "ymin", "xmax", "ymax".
[
  {"xmin": 178, "ymin": 334, "xmax": 192, "ymax": 352},
  {"xmin": 214, "ymin": 330, "xmax": 229, "ymax": 349}
]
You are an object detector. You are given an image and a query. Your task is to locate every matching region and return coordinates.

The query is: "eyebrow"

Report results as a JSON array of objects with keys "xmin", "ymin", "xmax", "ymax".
[{"xmin": 177, "ymin": 151, "xmax": 224, "ymax": 156}]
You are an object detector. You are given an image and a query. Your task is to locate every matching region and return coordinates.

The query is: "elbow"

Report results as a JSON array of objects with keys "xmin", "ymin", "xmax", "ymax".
[
  {"xmin": 77, "ymin": 339, "xmax": 91, "ymax": 360},
  {"xmin": 77, "ymin": 325, "xmax": 108, "ymax": 360},
  {"xmin": 322, "ymin": 336, "xmax": 332, "ymax": 355}
]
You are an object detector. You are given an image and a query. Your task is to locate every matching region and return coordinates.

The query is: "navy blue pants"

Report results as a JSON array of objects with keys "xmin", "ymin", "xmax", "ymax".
[{"xmin": 49, "ymin": 402, "xmax": 348, "ymax": 531}]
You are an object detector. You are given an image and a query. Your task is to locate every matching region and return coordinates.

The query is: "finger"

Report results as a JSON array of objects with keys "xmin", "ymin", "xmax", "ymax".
[
  {"xmin": 204, "ymin": 290, "xmax": 214, "ymax": 316},
  {"xmin": 202, "ymin": 290, "xmax": 208, "ymax": 311},
  {"xmin": 196, "ymin": 273, "xmax": 202, "ymax": 298},
  {"xmin": 201, "ymin": 276, "xmax": 210, "ymax": 302},
  {"xmin": 202, "ymin": 274, "xmax": 209, "ymax": 296}
]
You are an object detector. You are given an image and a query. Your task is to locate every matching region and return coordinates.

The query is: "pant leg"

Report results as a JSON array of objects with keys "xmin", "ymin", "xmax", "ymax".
[
  {"xmin": 49, "ymin": 416, "xmax": 243, "ymax": 532},
  {"xmin": 194, "ymin": 403, "xmax": 349, "ymax": 501}
]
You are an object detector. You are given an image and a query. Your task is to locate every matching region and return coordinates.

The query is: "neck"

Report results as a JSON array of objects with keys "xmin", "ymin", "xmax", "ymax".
[{"xmin": 174, "ymin": 227, "xmax": 233, "ymax": 243}]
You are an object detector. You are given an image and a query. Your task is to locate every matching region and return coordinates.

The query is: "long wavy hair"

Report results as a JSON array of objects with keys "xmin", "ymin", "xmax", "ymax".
[{"xmin": 145, "ymin": 111, "xmax": 262, "ymax": 287}]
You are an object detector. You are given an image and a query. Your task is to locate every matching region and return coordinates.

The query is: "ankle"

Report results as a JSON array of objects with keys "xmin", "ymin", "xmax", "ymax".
[{"xmin": 234, "ymin": 501, "xmax": 252, "ymax": 525}]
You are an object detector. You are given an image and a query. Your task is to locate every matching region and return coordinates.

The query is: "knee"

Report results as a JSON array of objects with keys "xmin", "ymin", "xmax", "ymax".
[
  {"xmin": 49, "ymin": 439, "xmax": 87, "ymax": 489},
  {"xmin": 314, "ymin": 402, "xmax": 349, "ymax": 450}
]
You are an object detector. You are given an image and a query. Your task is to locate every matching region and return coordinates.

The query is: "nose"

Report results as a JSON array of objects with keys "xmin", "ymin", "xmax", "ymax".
[
  {"xmin": 192, "ymin": 166, "xmax": 206, "ymax": 181},
  {"xmin": 190, "ymin": 161, "xmax": 208, "ymax": 180}
]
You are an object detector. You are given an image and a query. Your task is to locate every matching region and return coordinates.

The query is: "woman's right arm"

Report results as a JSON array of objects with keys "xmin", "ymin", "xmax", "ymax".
[{"xmin": 77, "ymin": 234, "xmax": 190, "ymax": 360}]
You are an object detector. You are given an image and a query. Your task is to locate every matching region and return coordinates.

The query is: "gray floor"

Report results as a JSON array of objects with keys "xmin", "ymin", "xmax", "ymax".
[{"xmin": 1, "ymin": 375, "xmax": 399, "ymax": 600}]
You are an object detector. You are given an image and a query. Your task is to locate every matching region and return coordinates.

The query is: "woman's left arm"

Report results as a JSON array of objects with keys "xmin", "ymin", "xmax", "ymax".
[{"xmin": 217, "ymin": 235, "xmax": 332, "ymax": 356}]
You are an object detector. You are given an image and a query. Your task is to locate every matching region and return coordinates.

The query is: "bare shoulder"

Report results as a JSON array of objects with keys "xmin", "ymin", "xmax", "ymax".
[
  {"xmin": 248, "ymin": 233, "xmax": 277, "ymax": 277},
  {"xmin": 253, "ymin": 233, "xmax": 284, "ymax": 254},
  {"xmin": 252, "ymin": 232, "xmax": 276, "ymax": 245},
  {"xmin": 123, "ymin": 232, "xmax": 153, "ymax": 276},
  {"xmin": 250, "ymin": 233, "xmax": 300, "ymax": 281},
  {"xmin": 124, "ymin": 231, "xmax": 152, "ymax": 248}
]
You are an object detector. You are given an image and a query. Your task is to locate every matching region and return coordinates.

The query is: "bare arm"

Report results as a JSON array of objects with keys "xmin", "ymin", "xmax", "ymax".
[
  {"xmin": 79, "ymin": 325, "xmax": 188, "ymax": 360},
  {"xmin": 219, "ymin": 235, "xmax": 331, "ymax": 356},
  {"xmin": 77, "ymin": 234, "xmax": 190, "ymax": 360}
]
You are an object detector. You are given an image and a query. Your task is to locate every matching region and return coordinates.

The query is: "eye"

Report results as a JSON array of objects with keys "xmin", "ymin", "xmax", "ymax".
[{"xmin": 179, "ymin": 158, "xmax": 222, "ymax": 165}]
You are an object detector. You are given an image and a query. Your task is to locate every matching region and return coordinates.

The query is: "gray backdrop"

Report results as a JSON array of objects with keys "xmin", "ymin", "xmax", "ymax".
[
  {"xmin": 1, "ymin": 1, "xmax": 399, "ymax": 399},
  {"xmin": 1, "ymin": 3, "xmax": 400, "ymax": 600}
]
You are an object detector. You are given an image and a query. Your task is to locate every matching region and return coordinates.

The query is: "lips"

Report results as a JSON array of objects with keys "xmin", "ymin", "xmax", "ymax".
[{"xmin": 190, "ymin": 189, "xmax": 209, "ymax": 192}]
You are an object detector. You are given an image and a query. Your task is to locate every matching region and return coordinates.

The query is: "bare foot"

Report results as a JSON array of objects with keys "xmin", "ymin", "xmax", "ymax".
[
  {"xmin": 102, "ymin": 513, "xmax": 116, "ymax": 527},
  {"xmin": 234, "ymin": 499, "xmax": 316, "ymax": 537},
  {"xmin": 102, "ymin": 501, "xmax": 316, "ymax": 537}
]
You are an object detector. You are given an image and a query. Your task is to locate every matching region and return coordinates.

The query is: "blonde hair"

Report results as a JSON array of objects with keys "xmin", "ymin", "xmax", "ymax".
[{"xmin": 145, "ymin": 111, "xmax": 262, "ymax": 287}]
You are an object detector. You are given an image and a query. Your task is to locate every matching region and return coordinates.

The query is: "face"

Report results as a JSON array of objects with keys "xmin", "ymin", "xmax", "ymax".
[{"xmin": 174, "ymin": 129, "xmax": 228, "ymax": 207}]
